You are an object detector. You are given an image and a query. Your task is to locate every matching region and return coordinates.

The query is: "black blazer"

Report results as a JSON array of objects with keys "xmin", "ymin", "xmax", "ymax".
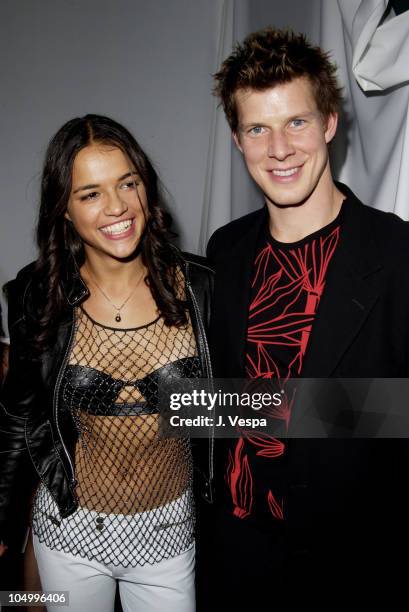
[
  {"xmin": 207, "ymin": 183, "xmax": 409, "ymax": 379},
  {"xmin": 206, "ymin": 183, "xmax": 409, "ymax": 565}
]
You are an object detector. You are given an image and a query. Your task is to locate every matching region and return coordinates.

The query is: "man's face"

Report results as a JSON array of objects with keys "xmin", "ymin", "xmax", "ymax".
[{"xmin": 233, "ymin": 77, "xmax": 337, "ymax": 208}]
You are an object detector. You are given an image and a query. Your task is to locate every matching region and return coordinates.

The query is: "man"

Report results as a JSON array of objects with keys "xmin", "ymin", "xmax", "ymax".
[{"xmin": 205, "ymin": 28, "xmax": 409, "ymax": 606}]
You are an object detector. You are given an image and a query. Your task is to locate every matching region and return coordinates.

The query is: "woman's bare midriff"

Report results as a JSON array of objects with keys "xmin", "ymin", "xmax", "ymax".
[{"xmin": 74, "ymin": 413, "xmax": 190, "ymax": 514}]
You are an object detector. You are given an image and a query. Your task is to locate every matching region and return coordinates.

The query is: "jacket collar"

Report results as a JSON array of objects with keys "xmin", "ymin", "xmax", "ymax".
[{"xmin": 60, "ymin": 253, "xmax": 90, "ymax": 307}]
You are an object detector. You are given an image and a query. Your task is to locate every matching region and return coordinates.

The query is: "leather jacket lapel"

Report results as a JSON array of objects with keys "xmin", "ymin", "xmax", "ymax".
[{"xmin": 60, "ymin": 252, "xmax": 89, "ymax": 306}]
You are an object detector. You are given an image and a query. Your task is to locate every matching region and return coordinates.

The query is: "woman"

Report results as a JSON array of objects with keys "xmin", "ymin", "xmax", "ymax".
[
  {"xmin": 0, "ymin": 115, "xmax": 213, "ymax": 611},
  {"xmin": 0, "ymin": 305, "xmax": 8, "ymax": 385}
]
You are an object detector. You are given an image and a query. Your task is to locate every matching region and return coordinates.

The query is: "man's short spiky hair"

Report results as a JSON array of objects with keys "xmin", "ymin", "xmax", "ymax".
[{"xmin": 213, "ymin": 27, "xmax": 343, "ymax": 132}]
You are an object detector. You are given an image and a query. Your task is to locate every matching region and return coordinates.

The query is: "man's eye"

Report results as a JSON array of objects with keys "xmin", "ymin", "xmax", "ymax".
[
  {"xmin": 291, "ymin": 119, "xmax": 305, "ymax": 128},
  {"xmin": 249, "ymin": 126, "xmax": 265, "ymax": 135},
  {"xmin": 81, "ymin": 191, "xmax": 99, "ymax": 201}
]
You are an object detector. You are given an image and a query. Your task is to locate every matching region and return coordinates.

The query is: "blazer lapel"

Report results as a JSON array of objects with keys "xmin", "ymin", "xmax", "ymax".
[
  {"xmin": 212, "ymin": 207, "xmax": 267, "ymax": 377},
  {"xmin": 301, "ymin": 190, "xmax": 382, "ymax": 378}
]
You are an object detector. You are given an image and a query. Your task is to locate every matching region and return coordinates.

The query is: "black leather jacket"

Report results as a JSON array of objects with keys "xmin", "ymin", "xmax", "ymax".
[{"xmin": 0, "ymin": 250, "xmax": 214, "ymax": 544}]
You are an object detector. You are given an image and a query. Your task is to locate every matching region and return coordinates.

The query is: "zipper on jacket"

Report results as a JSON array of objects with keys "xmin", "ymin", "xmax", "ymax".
[
  {"xmin": 52, "ymin": 310, "xmax": 77, "ymax": 487},
  {"xmin": 185, "ymin": 267, "xmax": 215, "ymax": 499}
]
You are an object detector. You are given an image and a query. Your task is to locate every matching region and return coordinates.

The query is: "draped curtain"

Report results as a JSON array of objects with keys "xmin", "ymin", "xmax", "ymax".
[{"xmin": 198, "ymin": 0, "xmax": 409, "ymax": 253}]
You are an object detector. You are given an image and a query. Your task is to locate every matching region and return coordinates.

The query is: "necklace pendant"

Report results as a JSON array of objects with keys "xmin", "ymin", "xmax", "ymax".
[{"xmin": 115, "ymin": 314, "xmax": 121, "ymax": 323}]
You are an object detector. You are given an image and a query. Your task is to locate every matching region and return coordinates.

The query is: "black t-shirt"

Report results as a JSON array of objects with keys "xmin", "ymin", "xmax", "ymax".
[{"xmin": 225, "ymin": 208, "xmax": 343, "ymax": 522}]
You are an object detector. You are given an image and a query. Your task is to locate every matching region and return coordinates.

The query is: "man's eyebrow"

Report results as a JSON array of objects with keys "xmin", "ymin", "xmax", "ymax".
[
  {"xmin": 73, "ymin": 171, "xmax": 139, "ymax": 194},
  {"xmin": 287, "ymin": 111, "xmax": 315, "ymax": 120}
]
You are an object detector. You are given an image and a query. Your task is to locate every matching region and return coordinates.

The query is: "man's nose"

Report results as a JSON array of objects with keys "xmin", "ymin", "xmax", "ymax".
[{"xmin": 267, "ymin": 130, "xmax": 295, "ymax": 160}]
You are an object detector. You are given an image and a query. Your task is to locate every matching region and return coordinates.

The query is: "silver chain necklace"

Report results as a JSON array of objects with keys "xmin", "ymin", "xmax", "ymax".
[{"xmin": 85, "ymin": 265, "xmax": 146, "ymax": 323}]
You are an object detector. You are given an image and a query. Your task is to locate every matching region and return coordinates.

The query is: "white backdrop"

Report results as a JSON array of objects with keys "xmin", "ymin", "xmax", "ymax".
[{"xmin": 321, "ymin": 0, "xmax": 409, "ymax": 218}]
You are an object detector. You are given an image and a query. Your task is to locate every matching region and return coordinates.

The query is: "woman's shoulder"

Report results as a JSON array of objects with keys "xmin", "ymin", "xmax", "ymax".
[
  {"xmin": 4, "ymin": 261, "xmax": 37, "ymax": 327},
  {"xmin": 179, "ymin": 252, "xmax": 214, "ymax": 307},
  {"xmin": 180, "ymin": 251, "xmax": 214, "ymax": 275},
  {"xmin": 5, "ymin": 261, "xmax": 36, "ymax": 298}
]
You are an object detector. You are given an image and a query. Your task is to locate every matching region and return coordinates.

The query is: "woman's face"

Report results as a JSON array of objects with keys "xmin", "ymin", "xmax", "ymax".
[{"xmin": 65, "ymin": 143, "xmax": 148, "ymax": 263}]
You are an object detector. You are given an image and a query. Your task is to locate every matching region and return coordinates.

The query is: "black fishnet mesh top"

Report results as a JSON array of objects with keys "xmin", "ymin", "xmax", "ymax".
[{"xmin": 32, "ymin": 288, "xmax": 201, "ymax": 567}]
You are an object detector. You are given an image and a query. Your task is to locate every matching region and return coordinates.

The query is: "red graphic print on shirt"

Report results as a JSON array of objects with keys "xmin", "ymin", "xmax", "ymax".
[
  {"xmin": 225, "ymin": 223, "xmax": 341, "ymax": 519},
  {"xmin": 226, "ymin": 438, "xmax": 254, "ymax": 519}
]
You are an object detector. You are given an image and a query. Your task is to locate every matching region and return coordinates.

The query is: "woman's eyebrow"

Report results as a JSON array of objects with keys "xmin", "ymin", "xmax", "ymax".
[
  {"xmin": 117, "ymin": 171, "xmax": 139, "ymax": 182},
  {"xmin": 73, "ymin": 171, "xmax": 139, "ymax": 194},
  {"xmin": 73, "ymin": 182, "xmax": 100, "ymax": 194}
]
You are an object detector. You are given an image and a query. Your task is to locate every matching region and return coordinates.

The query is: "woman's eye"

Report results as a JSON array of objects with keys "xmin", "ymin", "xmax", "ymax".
[
  {"xmin": 120, "ymin": 180, "xmax": 139, "ymax": 190},
  {"xmin": 81, "ymin": 191, "xmax": 99, "ymax": 201}
]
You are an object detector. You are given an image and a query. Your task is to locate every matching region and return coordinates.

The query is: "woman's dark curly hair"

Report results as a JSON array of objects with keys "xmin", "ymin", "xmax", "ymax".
[{"xmin": 33, "ymin": 114, "xmax": 186, "ymax": 351}]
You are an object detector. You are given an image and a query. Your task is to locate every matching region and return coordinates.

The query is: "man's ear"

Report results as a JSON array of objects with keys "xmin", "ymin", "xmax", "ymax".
[
  {"xmin": 233, "ymin": 131, "xmax": 243, "ymax": 153},
  {"xmin": 324, "ymin": 112, "xmax": 338, "ymax": 144}
]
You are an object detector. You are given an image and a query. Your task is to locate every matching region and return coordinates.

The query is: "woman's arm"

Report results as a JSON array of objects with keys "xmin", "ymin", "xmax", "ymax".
[
  {"xmin": 0, "ymin": 276, "xmax": 39, "ymax": 553},
  {"xmin": 0, "ymin": 341, "xmax": 9, "ymax": 386}
]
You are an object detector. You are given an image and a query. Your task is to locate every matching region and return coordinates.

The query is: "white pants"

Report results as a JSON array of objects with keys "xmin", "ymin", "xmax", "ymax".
[{"xmin": 33, "ymin": 535, "xmax": 195, "ymax": 612}]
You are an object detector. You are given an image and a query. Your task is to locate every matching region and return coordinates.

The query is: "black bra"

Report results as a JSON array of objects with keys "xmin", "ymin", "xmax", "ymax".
[{"xmin": 61, "ymin": 356, "xmax": 201, "ymax": 416}]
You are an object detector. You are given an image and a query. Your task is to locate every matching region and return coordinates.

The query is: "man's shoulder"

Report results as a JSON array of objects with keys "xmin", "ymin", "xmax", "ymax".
[
  {"xmin": 340, "ymin": 183, "xmax": 409, "ymax": 254},
  {"xmin": 207, "ymin": 207, "xmax": 265, "ymax": 258},
  {"xmin": 209, "ymin": 207, "xmax": 265, "ymax": 241},
  {"xmin": 359, "ymin": 200, "xmax": 409, "ymax": 248},
  {"xmin": 358, "ymin": 196, "xmax": 406, "ymax": 224}
]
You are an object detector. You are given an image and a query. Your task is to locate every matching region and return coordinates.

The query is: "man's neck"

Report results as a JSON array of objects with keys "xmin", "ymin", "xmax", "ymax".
[{"xmin": 267, "ymin": 179, "xmax": 344, "ymax": 244}]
